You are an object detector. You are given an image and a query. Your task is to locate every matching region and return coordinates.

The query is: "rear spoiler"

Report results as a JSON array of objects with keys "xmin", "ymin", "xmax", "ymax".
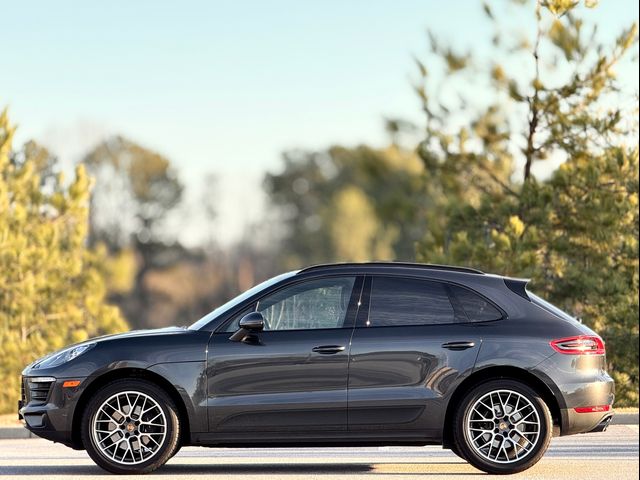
[{"xmin": 504, "ymin": 277, "xmax": 530, "ymax": 301}]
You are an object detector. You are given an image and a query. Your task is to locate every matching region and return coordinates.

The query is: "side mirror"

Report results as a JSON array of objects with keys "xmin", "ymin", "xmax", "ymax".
[
  {"xmin": 238, "ymin": 312, "xmax": 265, "ymax": 331},
  {"xmin": 229, "ymin": 312, "xmax": 265, "ymax": 343}
]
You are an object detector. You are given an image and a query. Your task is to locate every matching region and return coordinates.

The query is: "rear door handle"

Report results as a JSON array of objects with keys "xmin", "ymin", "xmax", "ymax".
[
  {"xmin": 312, "ymin": 345, "xmax": 346, "ymax": 354},
  {"xmin": 441, "ymin": 341, "xmax": 476, "ymax": 350}
]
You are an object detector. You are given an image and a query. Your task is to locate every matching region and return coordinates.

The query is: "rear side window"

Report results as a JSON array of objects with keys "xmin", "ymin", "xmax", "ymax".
[
  {"xmin": 449, "ymin": 285, "xmax": 502, "ymax": 322},
  {"xmin": 367, "ymin": 276, "xmax": 456, "ymax": 326}
]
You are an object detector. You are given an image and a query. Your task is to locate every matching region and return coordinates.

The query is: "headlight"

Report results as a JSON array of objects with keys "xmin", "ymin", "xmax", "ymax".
[{"xmin": 35, "ymin": 343, "xmax": 96, "ymax": 369}]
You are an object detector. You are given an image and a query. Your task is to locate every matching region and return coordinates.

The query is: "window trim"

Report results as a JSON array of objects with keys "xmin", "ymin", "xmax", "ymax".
[
  {"xmin": 214, "ymin": 274, "xmax": 364, "ymax": 334},
  {"xmin": 356, "ymin": 273, "xmax": 505, "ymax": 329}
]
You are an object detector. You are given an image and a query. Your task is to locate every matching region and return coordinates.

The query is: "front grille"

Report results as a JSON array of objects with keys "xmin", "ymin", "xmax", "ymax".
[{"xmin": 26, "ymin": 378, "xmax": 54, "ymax": 404}]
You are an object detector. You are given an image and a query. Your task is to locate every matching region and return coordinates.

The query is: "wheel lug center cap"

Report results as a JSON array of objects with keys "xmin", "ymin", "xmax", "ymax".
[
  {"xmin": 498, "ymin": 421, "xmax": 508, "ymax": 431},
  {"xmin": 126, "ymin": 423, "xmax": 136, "ymax": 433}
]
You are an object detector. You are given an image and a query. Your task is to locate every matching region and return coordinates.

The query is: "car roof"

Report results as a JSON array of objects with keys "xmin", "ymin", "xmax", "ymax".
[
  {"xmin": 297, "ymin": 262, "xmax": 485, "ymax": 276},
  {"xmin": 295, "ymin": 262, "xmax": 533, "ymax": 303}
]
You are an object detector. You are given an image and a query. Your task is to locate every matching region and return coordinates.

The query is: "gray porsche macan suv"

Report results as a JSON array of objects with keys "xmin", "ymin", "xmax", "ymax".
[{"xmin": 20, "ymin": 262, "xmax": 615, "ymax": 474}]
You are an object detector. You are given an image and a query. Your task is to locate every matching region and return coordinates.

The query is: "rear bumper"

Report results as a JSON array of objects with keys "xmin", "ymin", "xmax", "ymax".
[
  {"xmin": 588, "ymin": 415, "xmax": 613, "ymax": 433},
  {"xmin": 557, "ymin": 372, "xmax": 615, "ymax": 435},
  {"xmin": 533, "ymin": 352, "xmax": 615, "ymax": 436},
  {"xmin": 561, "ymin": 408, "xmax": 614, "ymax": 436}
]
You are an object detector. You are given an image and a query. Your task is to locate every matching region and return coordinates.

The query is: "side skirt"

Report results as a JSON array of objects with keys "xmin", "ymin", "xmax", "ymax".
[{"xmin": 190, "ymin": 429, "xmax": 441, "ymax": 448}]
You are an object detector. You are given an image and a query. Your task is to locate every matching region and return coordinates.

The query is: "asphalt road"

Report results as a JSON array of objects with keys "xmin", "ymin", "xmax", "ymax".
[{"xmin": 0, "ymin": 425, "xmax": 637, "ymax": 479}]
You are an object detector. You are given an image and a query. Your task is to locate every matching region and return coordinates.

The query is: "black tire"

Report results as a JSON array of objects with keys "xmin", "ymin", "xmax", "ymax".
[
  {"xmin": 453, "ymin": 379, "xmax": 553, "ymax": 475},
  {"xmin": 81, "ymin": 379, "xmax": 180, "ymax": 474},
  {"xmin": 450, "ymin": 444, "xmax": 467, "ymax": 461},
  {"xmin": 168, "ymin": 441, "xmax": 182, "ymax": 460}
]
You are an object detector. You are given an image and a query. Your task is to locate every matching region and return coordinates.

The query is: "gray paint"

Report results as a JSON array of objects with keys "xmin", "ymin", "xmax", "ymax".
[{"xmin": 20, "ymin": 262, "xmax": 614, "ymax": 450}]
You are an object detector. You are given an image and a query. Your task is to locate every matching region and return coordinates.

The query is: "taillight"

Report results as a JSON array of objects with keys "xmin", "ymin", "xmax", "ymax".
[{"xmin": 550, "ymin": 335, "xmax": 605, "ymax": 355}]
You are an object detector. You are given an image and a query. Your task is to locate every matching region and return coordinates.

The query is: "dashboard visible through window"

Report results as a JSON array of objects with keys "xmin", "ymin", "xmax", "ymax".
[{"xmin": 257, "ymin": 277, "xmax": 355, "ymax": 331}]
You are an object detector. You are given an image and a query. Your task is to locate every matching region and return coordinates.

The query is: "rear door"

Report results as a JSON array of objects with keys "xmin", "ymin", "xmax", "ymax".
[{"xmin": 348, "ymin": 275, "xmax": 499, "ymax": 435}]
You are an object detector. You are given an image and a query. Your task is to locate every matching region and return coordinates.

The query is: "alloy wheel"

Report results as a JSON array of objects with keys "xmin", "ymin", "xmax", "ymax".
[
  {"xmin": 91, "ymin": 390, "xmax": 167, "ymax": 465},
  {"xmin": 465, "ymin": 389, "xmax": 541, "ymax": 464}
]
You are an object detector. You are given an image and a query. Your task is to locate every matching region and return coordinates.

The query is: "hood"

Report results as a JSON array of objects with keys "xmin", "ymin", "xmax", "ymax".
[
  {"xmin": 27, "ymin": 327, "xmax": 189, "ymax": 370},
  {"xmin": 90, "ymin": 326, "xmax": 188, "ymax": 344}
]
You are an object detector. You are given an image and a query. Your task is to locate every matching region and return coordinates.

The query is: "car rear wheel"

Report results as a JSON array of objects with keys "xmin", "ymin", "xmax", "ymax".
[
  {"xmin": 453, "ymin": 379, "xmax": 553, "ymax": 474},
  {"xmin": 169, "ymin": 441, "xmax": 182, "ymax": 459},
  {"xmin": 81, "ymin": 379, "xmax": 180, "ymax": 474}
]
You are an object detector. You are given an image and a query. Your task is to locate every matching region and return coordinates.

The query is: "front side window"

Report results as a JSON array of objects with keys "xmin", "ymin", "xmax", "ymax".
[
  {"xmin": 190, "ymin": 271, "xmax": 297, "ymax": 330},
  {"xmin": 367, "ymin": 276, "xmax": 456, "ymax": 327},
  {"xmin": 256, "ymin": 277, "xmax": 356, "ymax": 331}
]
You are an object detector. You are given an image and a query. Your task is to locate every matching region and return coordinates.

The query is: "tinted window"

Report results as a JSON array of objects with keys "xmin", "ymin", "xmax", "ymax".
[
  {"xmin": 256, "ymin": 277, "xmax": 356, "ymax": 331},
  {"xmin": 450, "ymin": 285, "xmax": 502, "ymax": 322},
  {"xmin": 367, "ymin": 277, "xmax": 455, "ymax": 326}
]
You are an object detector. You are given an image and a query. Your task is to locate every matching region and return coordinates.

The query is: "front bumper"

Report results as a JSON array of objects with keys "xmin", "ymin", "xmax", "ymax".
[{"xmin": 19, "ymin": 375, "xmax": 87, "ymax": 449}]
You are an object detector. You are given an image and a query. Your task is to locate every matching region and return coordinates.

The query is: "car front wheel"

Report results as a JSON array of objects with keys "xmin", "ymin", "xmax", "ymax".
[
  {"xmin": 453, "ymin": 379, "xmax": 553, "ymax": 474},
  {"xmin": 81, "ymin": 379, "xmax": 180, "ymax": 474}
]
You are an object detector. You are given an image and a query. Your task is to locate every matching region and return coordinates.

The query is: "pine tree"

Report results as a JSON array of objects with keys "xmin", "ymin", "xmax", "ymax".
[
  {"xmin": 0, "ymin": 111, "xmax": 128, "ymax": 413},
  {"xmin": 415, "ymin": 1, "xmax": 639, "ymax": 405}
]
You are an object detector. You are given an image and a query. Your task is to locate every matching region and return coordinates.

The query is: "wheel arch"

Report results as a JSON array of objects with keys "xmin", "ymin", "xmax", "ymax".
[
  {"xmin": 71, "ymin": 368, "xmax": 191, "ymax": 449},
  {"xmin": 442, "ymin": 366, "xmax": 562, "ymax": 449}
]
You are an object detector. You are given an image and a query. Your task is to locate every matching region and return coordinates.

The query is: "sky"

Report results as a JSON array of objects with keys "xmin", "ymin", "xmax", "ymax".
[{"xmin": 1, "ymin": 0, "xmax": 638, "ymax": 245}]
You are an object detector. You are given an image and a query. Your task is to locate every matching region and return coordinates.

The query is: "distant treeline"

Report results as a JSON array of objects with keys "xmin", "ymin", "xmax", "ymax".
[{"xmin": 0, "ymin": 0, "xmax": 637, "ymax": 414}]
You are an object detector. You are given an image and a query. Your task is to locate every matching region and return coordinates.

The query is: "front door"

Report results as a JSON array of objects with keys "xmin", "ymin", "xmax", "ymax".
[{"xmin": 207, "ymin": 275, "xmax": 362, "ymax": 434}]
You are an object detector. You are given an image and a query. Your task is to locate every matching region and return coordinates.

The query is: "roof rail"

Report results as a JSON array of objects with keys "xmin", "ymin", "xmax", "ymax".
[{"xmin": 298, "ymin": 262, "xmax": 484, "ymax": 275}]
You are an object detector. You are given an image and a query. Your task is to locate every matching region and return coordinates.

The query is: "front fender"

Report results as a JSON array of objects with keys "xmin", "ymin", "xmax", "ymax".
[{"xmin": 147, "ymin": 361, "xmax": 209, "ymax": 437}]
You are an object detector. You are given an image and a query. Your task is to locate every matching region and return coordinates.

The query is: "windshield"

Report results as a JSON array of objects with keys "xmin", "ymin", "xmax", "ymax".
[
  {"xmin": 188, "ymin": 271, "xmax": 298, "ymax": 330},
  {"xmin": 529, "ymin": 292, "xmax": 577, "ymax": 323}
]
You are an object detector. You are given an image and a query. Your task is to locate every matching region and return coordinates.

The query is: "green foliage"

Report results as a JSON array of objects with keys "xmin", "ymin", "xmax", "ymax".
[
  {"xmin": 264, "ymin": 145, "xmax": 427, "ymax": 269},
  {"xmin": 83, "ymin": 136, "xmax": 184, "ymax": 330},
  {"xmin": 0, "ymin": 111, "xmax": 128, "ymax": 413},
  {"xmin": 544, "ymin": 149, "xmax": 639, "ymax": 406},
  {"xmin": 415, "ymin": 1, "xmax": 638, "ymax": 405},
  {"xmin": 83, "ymin": 136, "xmax": 183, "ymax": 249}
]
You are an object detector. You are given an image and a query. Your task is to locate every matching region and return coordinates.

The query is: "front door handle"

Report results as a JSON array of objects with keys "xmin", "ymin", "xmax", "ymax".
[
  {"xmin": 312, "ymin": 345, "xmax": 346, "ymax": 354},
  {"xmin": 442, "ymin": 341, "xmax": 476, "ymax": 350}
]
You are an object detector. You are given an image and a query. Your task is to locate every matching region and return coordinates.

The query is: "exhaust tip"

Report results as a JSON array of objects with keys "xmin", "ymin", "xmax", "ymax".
[{"xmin": 588, "ymin": 415, "xmax": 613, "ymax": 433}]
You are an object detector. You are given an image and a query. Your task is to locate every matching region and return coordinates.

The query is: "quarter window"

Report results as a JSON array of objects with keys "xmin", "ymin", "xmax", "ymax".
[
  {"xmin": 449, "ymin": 285, "xmax": 502, "ymax": 322},
  {"xmin": 256, "ymin": 277, "xmax": 356, "ymax": 331},
  {"xmin": 367, "ymin": 277, "xmax": 456, "ymax": 326}
]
